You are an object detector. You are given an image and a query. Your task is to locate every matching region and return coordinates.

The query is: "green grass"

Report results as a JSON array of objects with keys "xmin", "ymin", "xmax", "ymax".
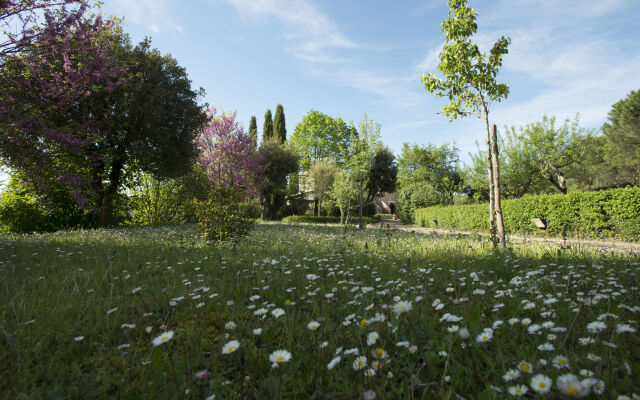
[{"xmin": 1, "ymin": 223, "xmax": 639, "ymax": 399}]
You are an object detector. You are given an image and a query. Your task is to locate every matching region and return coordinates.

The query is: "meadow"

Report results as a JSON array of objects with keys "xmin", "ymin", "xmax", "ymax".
[{"xmin": 1, "ymin": 223, "xmax": 639, "ymax": 399}]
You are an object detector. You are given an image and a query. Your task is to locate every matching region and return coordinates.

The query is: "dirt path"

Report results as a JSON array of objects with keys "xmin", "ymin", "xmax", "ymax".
[{"xmin": 370, "ymin": 220, "xmax": 640, "ymax": 254}]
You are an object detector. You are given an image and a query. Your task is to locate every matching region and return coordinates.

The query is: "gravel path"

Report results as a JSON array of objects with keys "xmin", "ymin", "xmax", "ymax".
[{"xmin": 370, "ymin": 220, "xmax": 640, "ymax": 254}]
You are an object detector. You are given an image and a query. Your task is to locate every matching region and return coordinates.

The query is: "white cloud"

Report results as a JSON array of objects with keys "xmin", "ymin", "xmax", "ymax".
[
  {"xmin": 112, "ymin": 0, "xmax": 183, "ymax": 34},
  {"xmin": 219, "ymin": 0, "xmax": 357, "ymax": 62}
]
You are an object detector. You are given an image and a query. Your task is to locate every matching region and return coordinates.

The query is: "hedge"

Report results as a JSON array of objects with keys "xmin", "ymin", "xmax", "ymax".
[
  {"xmin": 414, "ymin": 187, "xmax": 640, "ymax": 241},
  {"xmin": 282, "ymin": 215, "xmax": 381, "ymax": 225}
]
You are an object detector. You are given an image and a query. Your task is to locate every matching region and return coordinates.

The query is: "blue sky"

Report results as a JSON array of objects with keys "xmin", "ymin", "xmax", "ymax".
[
  {"xmin": 95, "ymin": 0, "xmax": 640, "ymax": 163},
  {"xmin": 1, "ymin": 0, "xmax": 639, "ymax": 188}
]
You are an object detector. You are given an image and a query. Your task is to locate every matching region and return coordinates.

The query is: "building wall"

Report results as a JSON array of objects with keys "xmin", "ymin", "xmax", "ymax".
[{"xmin": 373, "ymin": 192, "xmax": 398, "ymax": 214}]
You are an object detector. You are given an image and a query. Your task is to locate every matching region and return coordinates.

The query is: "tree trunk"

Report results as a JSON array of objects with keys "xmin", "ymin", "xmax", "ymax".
[
  {"xmin": 484, "ymin": 116, "xmax": 496, "ymax": 247},
  {"xmin": 490, "ymin": 124, "xmax": 506, "ymax": 250},
  {"xmin": 98, "ymin": 160, "xmax": 124, "ymax": 227},
  {"xmin": 358, "ymin": 180, "xmax": 364, "ymax": 230},
  {"xmin": 260, "ymin": 196, "xmax": 267, "ymax": 220}
]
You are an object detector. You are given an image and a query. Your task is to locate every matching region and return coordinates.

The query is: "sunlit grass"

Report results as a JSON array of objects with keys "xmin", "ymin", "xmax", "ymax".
[{"xmin": 1, "ymin": 223, "xmax": 638, "ymax": 399}]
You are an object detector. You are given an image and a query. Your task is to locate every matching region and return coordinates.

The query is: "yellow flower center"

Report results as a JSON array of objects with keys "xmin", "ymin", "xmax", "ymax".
[
  {"xmin": 361, "ymin": 319, "xmax": 368, "ymax": 327},
  {"xmin": 539, "ymin": 382, "xmax": 546, "ymax": 388},
  {"xmin": 229, "ymin": 346, "xmax": 235, "ymax": 352},
  {"xmin": 521, "ymin": 365, "xmax": 529, "ymax": 371},
  {"xmin": 377, "ymin": 348, "xmax": 384, "ymax": 357},
  {"xmin": 568, "ymin": 387, "xmax": 577, "ymax": 395},
  {"xmin": 276, "ymin": 356, "xmax": 284, "ymax": 362},
  {"xmin": 161, "ymin": 337, "xmax": 168, "ymax": 342}
]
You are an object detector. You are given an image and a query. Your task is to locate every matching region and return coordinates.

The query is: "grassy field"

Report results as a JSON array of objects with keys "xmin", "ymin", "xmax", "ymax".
[{"xmin": 1, "ymin": 223, "xmax": 639, "ymax": 399}]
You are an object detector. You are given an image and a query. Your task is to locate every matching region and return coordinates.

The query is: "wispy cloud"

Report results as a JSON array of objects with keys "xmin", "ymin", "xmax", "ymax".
[
  {"xmin": 112, "ymin": 0, "xmax": 183, "ymax": 34},
  {"xmin": 219, "ymin": 0, "xmax": 357, "ymax": 63}
]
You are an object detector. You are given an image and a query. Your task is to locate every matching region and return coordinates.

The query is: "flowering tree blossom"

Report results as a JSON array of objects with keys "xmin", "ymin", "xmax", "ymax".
[
  {"xmin": 1, "ymin": 0, "xmax": 92, "ymax": 58},
  {"xmin": 195, "ymin": 107, "xmax": 264, "ymax": 197},
  {"xmin": 0, "ymin": 14, "xmax": 124, "ymax": 210}
]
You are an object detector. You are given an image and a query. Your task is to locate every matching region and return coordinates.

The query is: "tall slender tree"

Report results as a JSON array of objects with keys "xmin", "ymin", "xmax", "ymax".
[
  {"xmin": 263, "ymin": 109, "xmax": 273, "ymax": 143},
  {"xmin": 248, "ymin": 115, "xmax": 258, "ymax": 147},
  {"xmin": 421, "ymin": 0, "xmax": 510, "ymax": 249},
  {"xmin": 274, "ymin": 104, "xmax": 286, "ymax": 144}
]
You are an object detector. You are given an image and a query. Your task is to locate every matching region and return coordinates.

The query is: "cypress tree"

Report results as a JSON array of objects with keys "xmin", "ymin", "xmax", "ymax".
[
  {"xmin": 248, "ymin": 115, "xmax": 258, "ymax": 147},
  {"xmin": 263, "ymin": 109, "xmax": 273, "ymax": 143},
  {"xmin": 274, "ymin": 104, "xmax": 286, "ymax": 144}
]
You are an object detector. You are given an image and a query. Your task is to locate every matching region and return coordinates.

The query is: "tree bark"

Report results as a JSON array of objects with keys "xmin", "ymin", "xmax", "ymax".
[
  {"xmin": 484, "ymin": 115, "xmax": 496, "ymax": 247},
  {"xmin": 358, "ymin": 180, "xmax": 364, "ymax": 230},
  {"xmin": 490, "ymin": 124, "xmax": 506, "ymax": 250},
  {"xmin": 98, "ymin": 159, "xmax": 124, "ymax": 227}
]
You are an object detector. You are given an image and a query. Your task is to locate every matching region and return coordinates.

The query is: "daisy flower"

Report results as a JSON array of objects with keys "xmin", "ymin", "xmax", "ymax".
[
  {"xmin": 271, "ymin": 308, "xmax": 285, "ymax": 318},
  {"xmin": 517, "ymin": 361, "xmax": 533, "ymax": 374},
  {"xmin": 586, "ymin": 321, "xmax": 607, "ymax": 333},
  {"xmin": 508, "ymin": 385, "xmax": 528, "ymax": 396},
  {"xmin": 152, "ymin": 331, "xmax": 174, "ymax": 347},
  {"xmin": 552, "ymin": 355, "xmax": 570, "ymax": 369},
  {"xmin": 353, "ymin": 356, "xmax": 367, "ymax": 370},
  {"xmin": 269, "ymin": 349, "xmax": 291, "ymax": 364},
  {"xmin": 366, "ymin": 331, "xmax": 379, "ymax": 346},
  {"xmin": 530, "ymin": 374, "xmax": 552, "ymax": 393},
  {"xmin": 503, "ymin": 369, "xmax": 520, "ymax": 382},
  {"xmin": 222, "ymin": 340, "xmax": 240, "ymax": 354},
  {"xmin": 392, "ymin": 301, "xmax": 412, "ymax": 317},
  {"xmin": 327, "ymin": 356, "xmax": 341, "ymax": 370},
  {"xmin": 557, "ymin": 373, "xmax": 590, "ymax": 398},
  {"xmin": 307, "ymin": 320, "xmax": 320, "ymax": 330}
]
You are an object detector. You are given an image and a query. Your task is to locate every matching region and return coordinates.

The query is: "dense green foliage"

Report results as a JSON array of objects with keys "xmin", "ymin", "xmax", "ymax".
[
  {"xmin": 397, "ymin": 183, "xmax": 449, "ymax": 224},
  {"xmin": 257, "ymin": 138, "xmax": 299, "ymax": 220},
  {"xmin": 281, "ymin": 214, "xmax": 380, "ymax": 225},
  {"xmin": 263, "ymin": 109, "xmax": 273, "ymax": 143},
  {"xmin": 415, "ymin": 187, "xmax": 640, "ymax": 241},
  {"xmin": 274, "ymin": 104, "xmax": 287, "ymax": 144},
  {"xmin": 248, "ymin": 116, "xmax": 258, "ymax": 147},
  {"xmin": 192, "ymin": 185, "xmax": 257, "ymax": 242},
  {"xmin": 290, "ymin": 110, "xmax": 357, "ymax": 171},
  {"xmin": 603, "ymin": 89, "xmax": 640, "ymax": 185},
  {"xmin": 1, "ymin": 224, "xmax": 638, "ymax": 398}
]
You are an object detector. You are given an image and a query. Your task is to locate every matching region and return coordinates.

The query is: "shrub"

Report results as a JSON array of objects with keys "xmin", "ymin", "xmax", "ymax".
[
  {"xmin": 193, "ymin": 185, "xmax": 256, "ymax": 242},
  {"xmin": 397, "ymin": 183, "xmax": 449, "ymax": 224},
  {"xmin": 282, "ymin": 215, "xmax": 381, "ymax": 225},
  {"xmin": 414, "ymin": 187, "xmax": 640, "ymax": 241}
]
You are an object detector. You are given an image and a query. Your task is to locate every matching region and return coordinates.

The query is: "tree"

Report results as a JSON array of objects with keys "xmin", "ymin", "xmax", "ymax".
[
  {"xmin": 195, "ymin": 107, "xmax": 263, "ymax": 197},
  {"xmin": 603, "ymin": 89, "xmax": 640, "ymax": 186},
  {"xmin": 1, "ymin": 0, "xmax": 91, "ymax": 58},
  {"xmin": 308, "ymin": 159, "xmax": 337, "ymax": 216},
  {"xmin": 397, "ymin": 143, "xmax": 463, "ymax": 205},
  {"xmin": 327, "ymin": 171, "xmax": 358, "ymax": 224},
  {"xmin": 257, "ymin": 138, "xmax": 299, "ymax": 220},
  {"xmin": 421, "ymin": 0, "xmax": 510, "ymax": 249},
  {"xmin": 248, "ymin": 115, "xmax": 258, "ymax": 148},
  {"xmin": 365, "ymin": 147, "xmax": 397, "ymax": 204},
  {"xmin": 263, "ymin": 109, "xmax": 273, "ymax": 143},
  {"xmin": 518, "ymin": 115, "xmax": 592, "ymax": 194},
  {"xmin": 290, "ymin": 110, "xmax": 357, "ymax": 171},
  {"xmin": 274, "ymin": 104, "xmax": 286, "ymax": 144},
  {"xmin": 349, "ymin": 114, "xmax": 381, "ymax": 229}
]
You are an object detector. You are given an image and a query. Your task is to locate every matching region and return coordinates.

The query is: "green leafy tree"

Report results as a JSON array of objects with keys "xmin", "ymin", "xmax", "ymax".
[
  {"xmin": 397, "ymin": 143, "xmax": 463, "ymax": 205},
  {"xmin": 257, "ymin": 138, "xmax": 299, "ymax": 220},
  {"xmin": 308, "ymin": 158, "xmax": 337, "ymax": 216},
  {"xmin": 603, "ymin": 89, "xmax": 640, "ymax": 185},
  {"xmin": 327, "ymin": 171, "xmax": 358, "ymax": 224},
  {"xmin": 421, "ymin": 0, "xmax": 510, "ymax": 249},
  {"xmin": 365, "ymin": 147, "xmax": 397, "ymax": 204},
  {"xmin": 290, "ymin": 110, "xmax": 357, "ymax": 171},
  {"xmin": 263, "ymin": 109, "xmax": 273, "ymax": 143},
  {"xmin": 248, "ymin": 116, "xmax": 258, "ymax": 148},
  {"xmin": 349, "ymin": 114, "xmax": 381, "ymax": 228},
  {"xmin": 518, "ymin": 115, "xmax": 593, "ymax": 194},
  {"xmin": 274, "ymin": 104, "xmax": 286, "ymax": 144}
]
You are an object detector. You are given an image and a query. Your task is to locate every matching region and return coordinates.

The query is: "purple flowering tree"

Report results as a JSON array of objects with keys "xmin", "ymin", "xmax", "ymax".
[
  {"xmin": 1, "ymin": 0, "xmax": 92, "ymax": 58},
  {"xmin": 195, "ymin": 107, "xmax": 264, "ymax": 197}
]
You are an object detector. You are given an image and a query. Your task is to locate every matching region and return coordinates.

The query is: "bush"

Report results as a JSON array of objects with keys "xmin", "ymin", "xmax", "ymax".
[
  {"xmin": 0, "ymin": 177, "xmax": 99, "ymax": 233},
  {"xmin": 397, "ymin": 183, "xmax": 449, "ymax": 224},
  {"xmin": 414, "ymin": 187, "xmax": 640, "ymax": 241},
  {"xmin": 282, "ymin": 215, "xmax": 381, "ymax": 225},
  {"xmin": 193, "ymin": 185, "xmax": 257, "ymax": 242}
]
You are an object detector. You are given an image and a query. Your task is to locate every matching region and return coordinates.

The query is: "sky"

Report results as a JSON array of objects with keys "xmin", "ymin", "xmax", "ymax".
[{"xmin": 1, "ymin": 0, "xmax": 639, "ymax": 189}]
